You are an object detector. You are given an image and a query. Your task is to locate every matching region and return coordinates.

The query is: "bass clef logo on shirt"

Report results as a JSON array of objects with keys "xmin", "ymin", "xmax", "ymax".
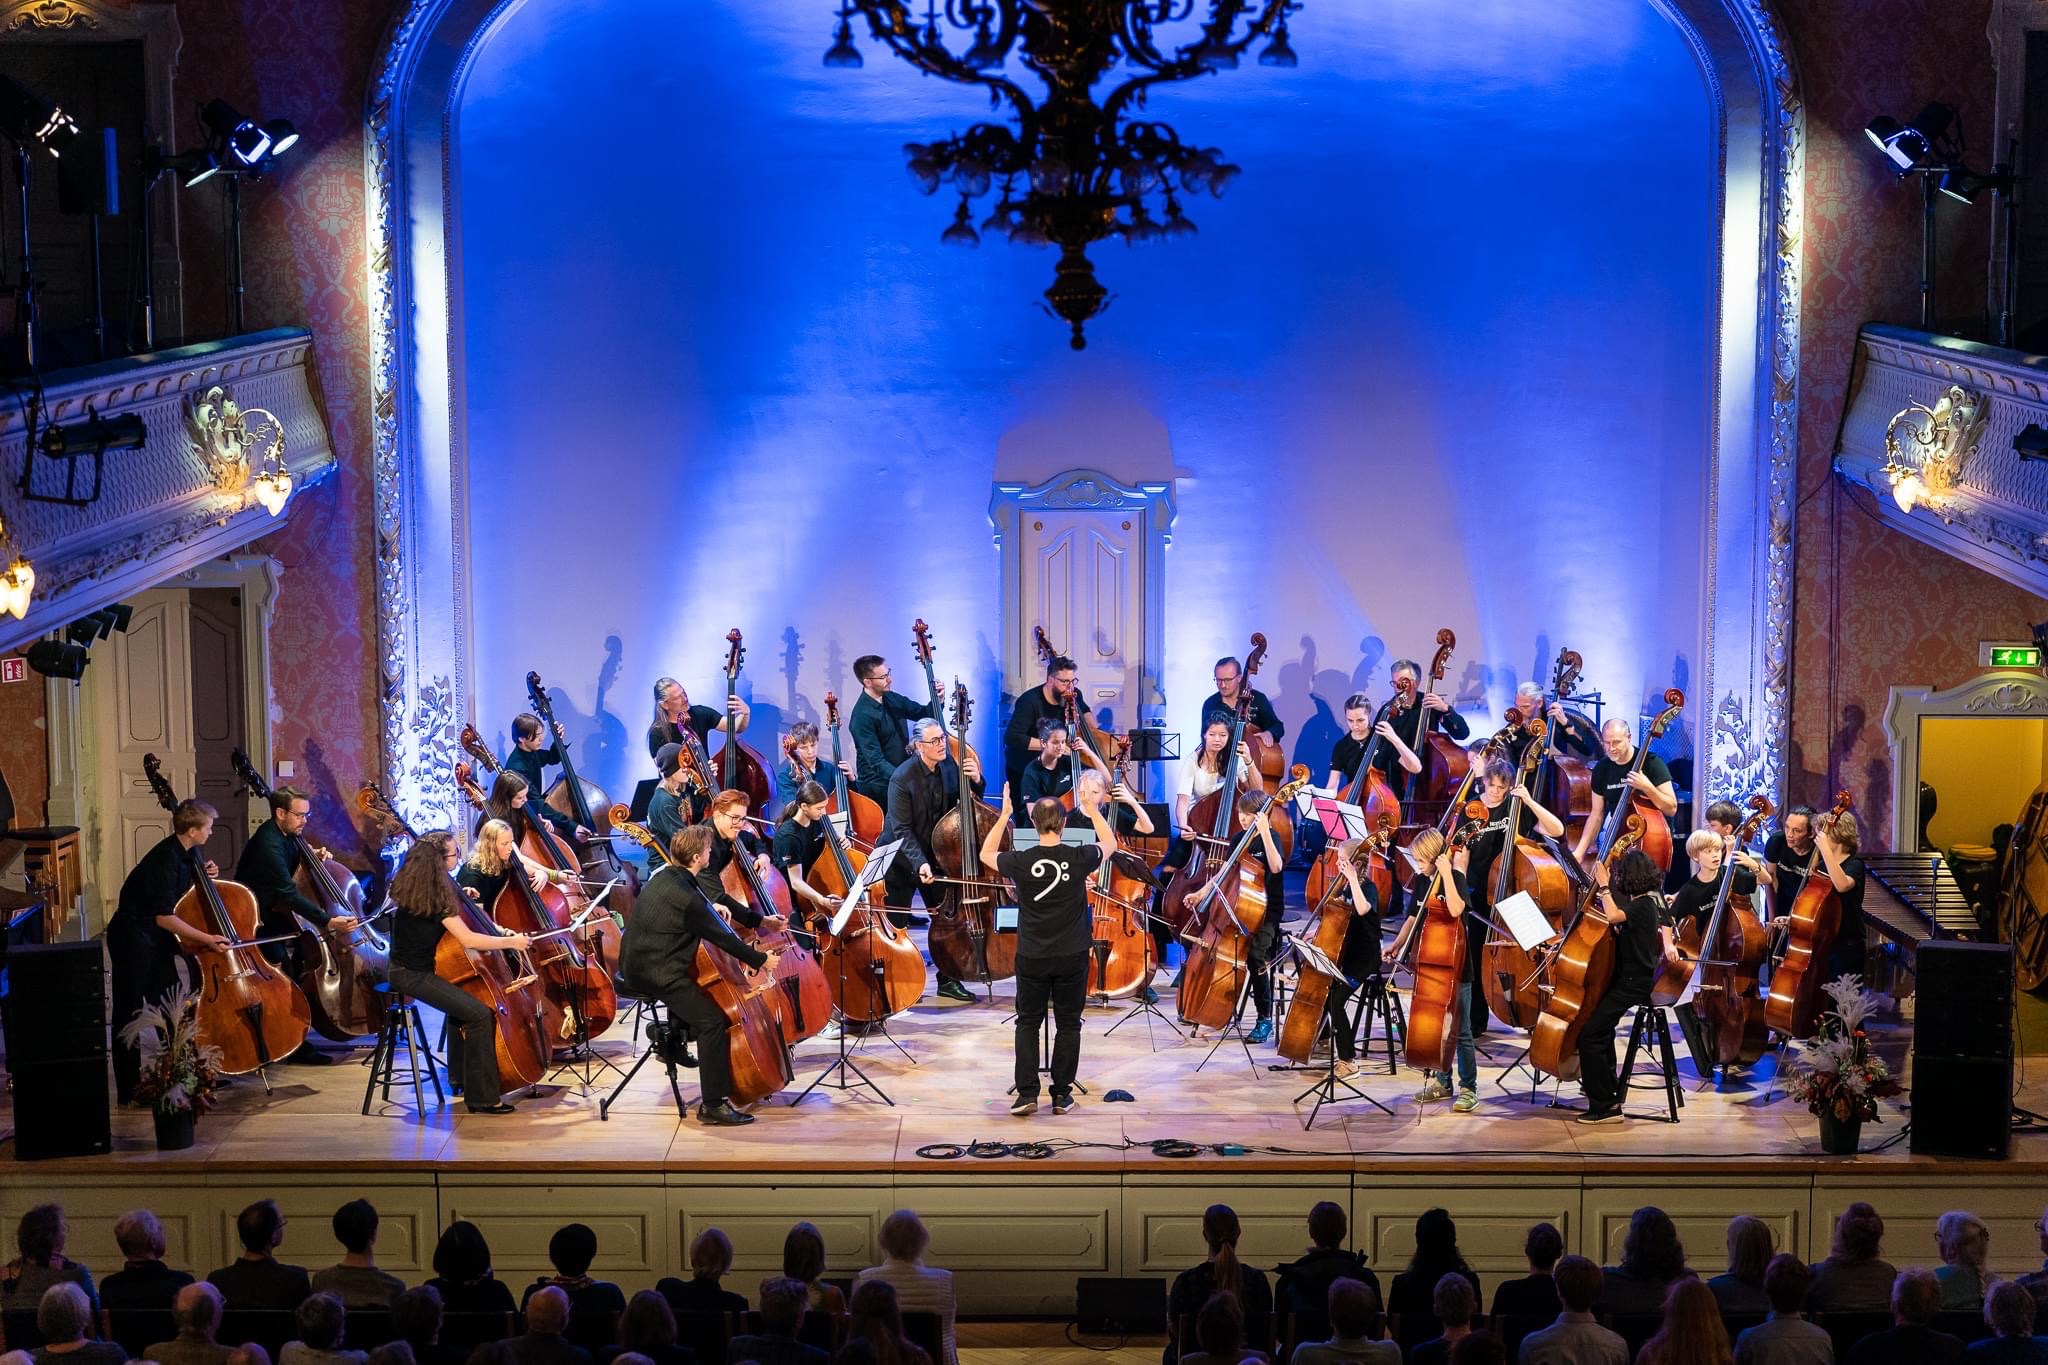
[{"xmin": 1027, "ymin": 857, "xmax": 1069, "ymax": 902}]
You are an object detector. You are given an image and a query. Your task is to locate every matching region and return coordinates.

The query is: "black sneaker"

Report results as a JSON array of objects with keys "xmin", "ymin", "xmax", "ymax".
[
  {"xmin": 466, "ymin": 1101, "xmax": 516, "ymax": 1116},
  {"xmin": 1576, "ymin": 1106, "xmax": 1624, "ymax": 1125},
  {"xmin": 696, "ymin": 1101, "xmax": 757, "ymax": 1126},
  {"xmin": 1010, "ymin": 1096, "xmax": 1038, "ymax": 1116},
  {"xmin": 937, "ymin": 979, "xmax": 976, "ymax": 1002},
  {"xmin": 1051, "ymin": 1093, "xmax": 1075, "ymax": 1115}
]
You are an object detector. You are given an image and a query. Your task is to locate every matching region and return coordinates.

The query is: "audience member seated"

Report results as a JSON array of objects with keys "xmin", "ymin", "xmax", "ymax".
[
  {"xmin": 1935, "ymin": 1213, "xmax": 1992, "ymax": 1312},
  {"xmin": 1518, "ymin": 1257, "xmax": 1626, "ymax": 1365},
  {"xmin": 27, "ymin": 1284, "xmax": 126, "ymax": 1365},
  {"xmin": 728, "ymin": 1278, "xmax": 829, "ymax": 1365},
  {"xmin": 1808, "ymin": 1205, "xmax": 1896, "ymax": 1316},
  {"xmin": 1275, "ymin": 1201, "xmax": 1380, "ymax": 1324},
  {"xmin": 843, "ymin": 1282, "xmax": 929, "ymax": 1365},
  {"xmin": 1166, "ymin": 1206, "xmax": 1269, "ymax": 1365},
  {"xmin": 1450, "ymin": 1332, "xmax": 1505, "ymax": 1365},
  {"xmin": 508, "ymin": 1288, "xmax": 591, "ymax": 1365},
  {"xmin": 2, "ymin": 1206, "xmax": 99, "ymax": 1314},
  {"xmin": 855, "ymin": 1212, "xmax": 955, "ymax": 1365},
  {"xmin": 1710, "ymin": 1217, "xmax": 1776, "ymax": 1319},
  {"xmin": 1638, "ymin": 1277, "xmax": 1732, "ymax": 1365},
  {"xmin": 393, "ymin": 1286, "xmax": 462, "ymax": 1365},
  {"xmin": 425, "ymin": 1224, "xmax": 516, "ymax": 1315},
  {"xmin": 312, "ymin": 1201, "xmax": 407, "ymax": 1311},
  {"xmin": 1387, "ymin": 1210, "xmax": 1480, "ymax": 1347},
  {"xmin": 230, "ymin": 1344, "xmax": 274, "ymax": 1365},
  {"xmin": 782, "ymin": 1225, "xmax": 846, "ymax": 1318},
  {"xmin": 144, "ymin": 1283, "xmax": 235, "ymax": 1365},
  {"xmin": 1846, "ymin": 1268, "xmax": 1962, "ymax": 1365},
  {"xmin": 1412, "ymin": 1274, "xmax": 1479, "ymax": 1365},
  {"xmin": 827, "ymin": 1344, "xmax": 875, "ymax": 1365},
  {"xmin": 2017, "ymin": 1207, "xmax": 2048, "ymax": 1314},
  {"xmin": 593, "ymin": 1291, "xmax": 693, "ymax": 1365},
  {"xmin": 368, "ymin": 1345, "xmax": 416, "ymax": 1365},
  {"xmin": 1601, "ymin": 1207, "xmax": 1693, "ymax": 1317},
  {"xmin": 1179, "ymin": 1294, "xmax": 1260, "ymax": 1365},
  {"xmin": 103, "ymin": 1209, "xmax": 195, "ymax": 1312},
  {"xmin": 280, "ymin": 1293, "xmax": 367, "ymax": 1365},
  {"xmin": 1966, "ymin": 1282, "xmax": 2048, "ymax": 1364},
  {"xmin": 523, "ymin": 1226, "xmax": 626, "ymax": 1327},
  {"xmin": 1290, "ymin": 1277, "xmax": 1398, "ymax": 1365},
  {"xmin": 1489, "ymin": 1224, "xmax": 1563, "ymax": 1323},
  {"xmin": 1733, "ymin": 1255, "xmax": 1832, "ymax": 1365},
  {"xmin": 209, "ymin": 1201, "xmax": 313, "ymax": 1311},
  {"xmin": 657, "ymin": 1229, "xmax": 748, "ymax": 1318}
]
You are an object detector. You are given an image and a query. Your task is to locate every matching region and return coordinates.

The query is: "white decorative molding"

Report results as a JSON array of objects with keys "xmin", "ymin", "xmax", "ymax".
[
  {"xmin": 365, "ymin": 0, "xmax": 1804, "ymax": 822},
  {"xmin": 1833, "ymin": 326, "xmax": 2048, "ymax": 598},
  {"xmin": 1881, "ymin": 668, "xmax": 2048, "ymax": 850},
  {"xmin": 0, "ymin": 329, "xmax": 340, "ymax": 655}
]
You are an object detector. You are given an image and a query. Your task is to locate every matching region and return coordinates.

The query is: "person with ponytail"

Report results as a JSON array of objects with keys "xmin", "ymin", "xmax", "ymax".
[{"xmin": 1165, "ymin": 1206, "xmax": 1272, "ymax": 1365}]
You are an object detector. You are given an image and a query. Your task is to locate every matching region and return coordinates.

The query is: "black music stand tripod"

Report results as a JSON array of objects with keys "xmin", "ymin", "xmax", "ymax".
[
  {"xmin": 792, "ymin": 841, "xmax": 903, "ymax": 1107},
  {"xmin": 547, "ymin": 890, "xmax": 629, "ymax": 1093},
  {"xmin": 1285, "ymin": 934, "xmax": 1393, "ymax": 1127}
]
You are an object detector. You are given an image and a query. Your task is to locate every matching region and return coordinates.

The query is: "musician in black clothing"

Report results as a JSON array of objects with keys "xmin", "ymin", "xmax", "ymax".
[
  {"xmin": 1460, "ymin": 757, "xmax": 1566, "ymax": 1037},
  {"xmin": 1324, "ymin": 693, "xmax": 1422, "ymax": 793},
  {"xmin": 703, "ymin": 789, "xmax": 774, "ymax": 908},
  {"xmin": 1574, "ymin": 848, "xmax": 1672, "ymax": 1125},
  {"xmin": 647, "ymin": 744, "xmax": 698, "ymax": 845},
  {"xmin": 617, "ymin": 825, "xmax": 784, "ymax": 1127},
  {"xmin": 480, "ymin": 772, "xmax": 583, "ymax": 887},
  {"xmin": 1370, "ymin": 658, "xmax": 1469, "ymax": 802},
  {"xmin": 108, "ymin": 801, "xmax": 233, "ymax": 1103},
  {"xmin": 847, "ymin": 655, "xmax": 934, "ymax": 807},
  {"xmin": 1319, "ymin": 840, "xmax": 1383, "ymax": 1077},
  {"xmin": 1003, "ymin": 653, "xmax": 1077, "ymax": 798},
  {"xmin": 1200, "ymin": 655, "xmax": 1283, "ymax": 748},
  {"xmin": 881, "ymin": 715, "xmax": 986, "ymax": 1002},
  {"xmin": 1175, "ymin": 790, "xmax": 1286, "ymax": 1040},
  {"xmin": 1814, "ymin": 809, "xmax": 1868, "ymax": 981},
  {"xmin": 771, "ymin": 782, "xmax": 835, "ymax": 921},
  {"xmin": 1572, "ymin": 718, "xmax": 1679, "ymax": 863},
  {"xmin": 233, "ymin": 785, "xmax": 358, "ymax": 1065},
  {"xmin": 647, "ymin": 676, "xmax": 748, "ymax": 762},
  {"xmin": 1666, "ymin": 829, "xmax": 1738, "ymax": 934},
  {"xmin": 1758, "ymin": 805, "xmax": 1817, "ymax": 916},
  {"xmin": 504, "ymin": 713, "xmax": 588, "ymax": 844},
  {"xmin": 1017, "ymin": 717, "xmax": 1082, "ymax": 818}
]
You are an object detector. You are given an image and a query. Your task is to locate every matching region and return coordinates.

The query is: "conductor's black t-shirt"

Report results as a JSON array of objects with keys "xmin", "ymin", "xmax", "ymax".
[{"xmin": 997, "ymin": 843, "xmax": 1104, "ymax": 959}]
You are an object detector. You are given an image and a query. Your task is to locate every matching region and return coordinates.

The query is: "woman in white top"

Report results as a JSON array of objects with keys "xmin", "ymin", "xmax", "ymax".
[{"xmin": 1148, "ymin": 718, "xmax": 1261, "ymax": 966}]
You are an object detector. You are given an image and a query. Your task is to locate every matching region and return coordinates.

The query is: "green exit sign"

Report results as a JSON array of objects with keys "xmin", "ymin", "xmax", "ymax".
[{"xmin": 1986, "ymin": 645, "xmax": 2044, "ymax": 667}]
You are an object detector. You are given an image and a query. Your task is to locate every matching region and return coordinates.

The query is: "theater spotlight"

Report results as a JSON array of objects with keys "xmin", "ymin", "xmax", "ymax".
[
  {"xmin": 2017, "ymin": 424, "xmax": 2048, "ymax": 462},
  {"xmin": 25, "ymin": 638, "xmax": 88, "ymax": 681},
  {"xmin": 262, "ymin": 119, "xmax": 299, "ymax": 157},
  {"xmin": 201, "ymin": 99, "xmax": 271, "ymax": 167},
  {"xmin": 1865, "ymin": 102, "xmax": 1957, "ymax": 172},
  {"xmin": 1939, "ymin": 165, "xmax": 2016, "ymax": 205},
  {"xmin": 66, "ymin": 612, "xmax": 111, "ymax": 646},
  {"xmin": 0, "ymin": 74, "xmax": 80, "ymax": 158}
]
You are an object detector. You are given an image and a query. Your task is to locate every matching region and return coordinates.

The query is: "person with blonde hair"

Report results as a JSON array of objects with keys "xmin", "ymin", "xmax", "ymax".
[
  {"xmin": 1971, "ymin": 1280, "xmax": 2048, "ymax": 1362},
  {"xmin": 1637, "ymin": 1278, "xmax": 1731, "ymax": 1365},
  {"xmin": 856, "ymin": 1212, "xmax": 955, "ymax": 1365},
  {"xmin": 1812, "ymin": 809, "xmax": 1867, "ymax": 981},
  {"xmin": 1936, "ymin": 1212, "xmax": 1992, "ymax": 1310},
  {"xmin": 657, "ymin": 1228, "xmax": 747, "ymax": 1316}
]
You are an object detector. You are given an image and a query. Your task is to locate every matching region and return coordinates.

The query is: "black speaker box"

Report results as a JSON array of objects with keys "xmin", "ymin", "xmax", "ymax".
[
  {"xmin": 1075, "ymin": 1276, "xmax": 1168, "ymax": 1334},
  {"xmin": 1910, "ymin": 1054, "xmax": 2013, "ymax": 1159},
  {"xmin": 1913, "ymin": 941, "xmax": 2014, "ymax": 1057},
  {"xmin": 12, "ymin": 1059, "xmax": 111, "ymax": 1159},
  {"xmin": 5, "ymin": 940, "xmax": 108, "ymax": 1063}
]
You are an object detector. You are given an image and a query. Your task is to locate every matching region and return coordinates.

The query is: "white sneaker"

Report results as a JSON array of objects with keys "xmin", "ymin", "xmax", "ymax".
[
  {"xmin": 1415, "ymin": 1077, "xmax": 1450, "ymax": 1104},
  {"xmin": 1452, "ymin": 1089, "xmax": 1479, "ymax": 1113},
  {"xmin": 1333, "ymin": 1059, "xmax": 1359, "ymax": 1079},
  {"xmin": 817, "ymin": 1020, "xmax": 844, "ymax": 1043}
]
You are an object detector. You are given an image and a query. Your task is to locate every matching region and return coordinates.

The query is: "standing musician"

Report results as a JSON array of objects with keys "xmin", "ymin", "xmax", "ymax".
[
  {"xmin": 1177, "ymin": 789, "xmax": 1287, "ymax": 1042},
  {"xmin": 504, "ymin": 714, "xmax": 590, "ymax": 845},
  {"xmin": 1507, "ymin": 681, "xmax": 1601, "ymax": 766},
  {"xmin": 1574, "ymin": 847, "xmax": 1673, "ymax": 1125},
  {"xmin": 233, "ymin": 786, "xmax": 359, "ymax": 1064},
  {"xmin": 1372, "ymin": 658, "xmax": 1468, "ymax": 801},
  {"xmin": 847, "ymin": 655, "xmax": 934, "ymax": 808},
  {"xmin": 1571, "ymin": 718, "xmax": 1680, "ymax": 863},
  {"xmin": 647, "ymin": 676, "xmax": 749, "ymax": 762},
  {"xmin": 1201, "ymin": 655, "xmax": 1283, "ymax": 755},
  {"xmin": 1003, "ymin": 653, "xmax": 1079, "ymax": 798},
  {"xmin": 1151, "ymin": 717, "xmax": 1261, "ymax": 973},
  {"xmin": 1758, "ymin": 805, "xmax": 1816, "ymax": 916},
  {"xmin": 774, "ymin": 722, "xmax": 846, "ymax": 813},
  {"xmin": 773, "ymin": 782, "xmax": 838, "ymax": 925},
  {"xmin": 1665, "ymin": 828, "xmax": 1738, "ymax": 936},
  {"xmin": 618, "ymin": 826, "xmax": 783, "ymax": 1127},
  {"xmin": 1461, "ymin": 756, "xmax": 1566, "ymax": 991},
  {"xmin": 1416, "ymin": 826, "xmax": 1482, "ymax": 1107},
  {"xmin": 1813, "ymin": 811, "xmax": 1867, "ymax": 981},
  {"xmin": 387, "ymin": 831, "xmax": 532, "ymax": 1116},
  {"xmin": 108, "ymin": 800, "xmax": 233, "ymax": 1104},
  {"xmin": 1324, "ymin": 693, "xmax": 1422, "ymax": 793},
  {"xmin": 1318, "ymin": 838, "xmax": 1384, "ymax": 1081},
  {"xmin": 648, "ymin": 744, "xmax": 696, "ymax": 848},
  {"xmin": 981, "ymin": 783, "xmax": 1118, "ymax": 1115},
  {"xmin": 881, "ymin": 715, "xmax": 986, "ymax": 1003}
]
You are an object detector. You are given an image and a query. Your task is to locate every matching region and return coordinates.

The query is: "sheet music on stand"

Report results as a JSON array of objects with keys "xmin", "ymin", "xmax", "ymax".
[
  {"xmin": 1494, "ymin": 891, "xmax": 1559, "ymax": 952},
  {"xmin": 829, "ymin": 838, "xmax": 903, "ymax": 937}
]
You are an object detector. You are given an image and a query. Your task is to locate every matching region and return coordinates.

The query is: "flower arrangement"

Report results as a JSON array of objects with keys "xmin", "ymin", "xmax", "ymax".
[
  {"xmin": 1786, "ymin": 975, "xmax": 1902, "ymax": 1124},
  {"xmin": 116, "ymin": 983, "xmax": 224, "ymax": 1117}
]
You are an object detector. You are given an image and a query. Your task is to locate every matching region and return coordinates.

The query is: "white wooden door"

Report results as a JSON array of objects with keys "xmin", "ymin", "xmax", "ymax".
[
  {"xmin": 91, "ymin": 590, "xmax": 195, "ymax": 905},
  {"xmin": 1019, "ymin": 510, "xmax": 1143, "ymax": 734}
]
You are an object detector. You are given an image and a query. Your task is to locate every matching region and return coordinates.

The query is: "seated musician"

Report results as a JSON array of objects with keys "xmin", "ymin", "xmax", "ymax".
[
  {"xmin": 703, "ymin": 790, "xmax": 775, "ymax": 904},
  {"xmin": 1003, "ymin": 653, "xmax": 1079, "ymax": 797},
  {"xmin": 848, "ymin": 655, "xmax": 934, "ymax": 809},
  {"xmin": 1017, "ymin": 718, "xmax": 1080, "ymax": 820},
  {"xmin": 1814, "ymin": 811, "xmax": 1867, "ymax": 981},
  {"xmin": 1324, "ymin": 693, "xmax": 1421, "ymax": 793},
  {"xmin": 1574, "ymin": 848, "xmax": 1672, "ymax": 1125},
  {"xmin": 1151, "ymin": 718, "xmax": 1260, "ymax": 976},
  {"xmin": 647, "ymin": 676, "xmax": 748, "ymax": 762},
  {"xmin": 1072, "ymin": 767, "xmax": 1158, "ymax": 1003},
  {"xmin": 479, "ymin": 775, "xmax": 579, "ymax": 892},
  {"xmin": 1177, "ymin": 789, "xmax": 1286, "ymax": 1043},
  {"xmin": 458, "ymin": 819, "xmax": 555, "ymax": 908},
  {"xmin": 1571, "ymin": 719, "xmax": 1680, "ymax": 864},
  {"xmin": 881, "ymin": 716, "xmax": 987, "ymax": 1003},
  {"xmin": 233, "ymin": 785, "xmax": 358, "ymax": 1064},
  {"xmin": 108, "ymin": 800, "xmax": 233, "ymax": 1105},
  {"xmin": 772, "ymin": 782, "xmax": 855, "ymax": 1037},
  {"xmin": 504, "ymin": 714, "xmax": 588, "ymax": 845},
  {"xmin": 648, "ymin": 744, "xmax": 698, "ymax": 846},
  {"xmin": 1321, "ymin": 838, "xmax": 1382, "ymax": 1082},
  {"xmin": 1515, "ymin": 681, "xmax": 1600, "ymax": 763},
  {"xmin": 774, "ymin": 723, "xmax": 845, "ymax": 814},
  {"xmin": 386, "ymin": 831, "xmax": 532, "ymax": 1115},
  {"xmin": 1414, "ymin": 826, "xmax": 1482, "ymax": 1109},
  {"xmin": 618, "ymin": 826, "xmax": 783, "ymax": 1127}
]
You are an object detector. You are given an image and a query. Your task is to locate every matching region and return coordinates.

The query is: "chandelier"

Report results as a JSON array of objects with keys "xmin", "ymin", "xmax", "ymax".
[{"xmin": 827, "ymin": 1, "xmax": 1301, "ymax": 349}]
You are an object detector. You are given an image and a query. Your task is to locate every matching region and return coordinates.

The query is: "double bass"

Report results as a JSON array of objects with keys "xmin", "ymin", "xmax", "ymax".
[
  {"xmin": 1476, "ymin": 718, "xmax": 1578, "ymax": 1031},
  {"xmin": 1084, "ymin": 738, "xmax": 1157, "ymax": 1000},
  {"xmin": 1680, "ymin": 796, "xmax": 1776, "ymax": 1070},
  {"xmin": 1389, "ymin": 804, "xmax": 1489, "ymax": 1073},
  {"xmin": 1605, "ymin": 689, "xmax": 1686, "ymax": 875},
  {"xmin": 1160, "ymin": 713, "xmax": 1253, "ymax": 936},
  {"xmin": 802, "ymin": 794, "xmax": 927, "ymax": 1024},
  {"xmin": 1033, "ymin": 625, "xmax": 1116, "ymax": 796},
  {"xmin": 911, "ymin": 619, "xmax": 979, "ymax": 770},
  {"xmin": 1528, "ymin": 649, "xmax": 1595, "ymax": 848},
  {"xmin": 1526, "ymin": 814, "xmax": 1648, "ymax": 1080},
  {"xmin": 141, "ymin": 755, "xmax": 312, "ymax": 1081},
  {"xmin": 431, "ymin": 836, "xmax": 551, "ymax": 1097},
  {"xmin": 1410, "ymin": 630, "xmax": 1471, "ymax": 828},
  {"xmin": 1177, "ymin": 767, "xmax": 1312, "ymax": 1031},
  {"xmin": 527, "ymin": 670, "xmax": 639, "ymax": 930},
  {"xmin": 229, "ymin": 748, "xmax": 389, "ymax": 1040},
  {"xmin": 712, "ymin": 631, "xmax": 775, "ymax": 817},
  {"xmin": 1650, "ymin": 795, "xmax": 1774, "ymax": 1005},
  {"xmin": 1277, "ymin": 813, "xmax": 1395, "ymax": 1065},
  {"xmin": 1302, "ymin": 681, "xmax": 1410, "ymax": 909},
  {"xmin": 821, "ymin": 692, "xmax": 884, "ymax": 846},
  {"xmin": 1764, "ymin": 792, "xmax": 1853, "ymax": 1038},
  {"xmin": 717, "ymin": 820, "xmax": 834, "ymax": 1045},
  {"xmin": 927, "ymin": 680, "xmax": 1014, "ymax": 992},
  {"xmin": 1234, "ymin": 635, "xmax": 1295, "ymax": 861}
]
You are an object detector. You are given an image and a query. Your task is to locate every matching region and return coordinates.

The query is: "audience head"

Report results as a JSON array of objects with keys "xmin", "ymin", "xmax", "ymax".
[
  {"xmin": 1307, "ymin": 1200, "xmax": 1346, "ymax": 1250},
  {"xmin": 1648, "ymin": 1279, "xmax": 1728, "ymax": 1356},
  {"xmin": 1433, "ymin": 1271, "xmax": 1477, "ymax": 1330},
  {"xmin": 1525, "ymin": 1222, "xmax": 1564, "ymax": 1273},
  {"xmin": 832, "ymin": 1340, "xmax": 877, "ymax": 1365},
  {"xmin": 333, "ymin": 1199, "xmax": 379, "ymax": 1256},
  {"xmin": 1193, "ymin": 1292, "xmax": 1243, "ymax": 1357},
  {"xmin": 1412, "ymin": 1208, "xmax": 1465, "ymax": 1274},
  {"xmin": 115, "ymin": 1208, "xmax": 168, "ymax": 1263},
  {"xmin": 15, "ymin": 1206, "xmax": 64, "ymax": 1266},
  {"xmin": 1448, "ymin": 1331, "xmax": 1505, "ymax": 1365},
  {"xmin": 433, "ymin": 1221, "xmax": 495, "ymax": 1283},
  {"xmin": 549, "ymin": 1223, "xmax": 599, "ymax": 1277},
  {"xmin": 847, "ymin": 1279, "xmax": 904, "ymax": 1347},
  {"xmin": 757, "ymin": 1277, "xmax": 808, "ymax": 1338},
  {"xmin": 1327, "ymin": 1277, "xmax": 1380, "ymax": 1341},
  {"xmin": 367, "ymin": 1345, "xmax": 416, "ymax": 1365},
  {"xmin": 618, "ymin": 1290, "xmax": 676, "ymax": 1352},
  {"xmin": 1725, "ymin": 1214, "xmax": 1774, "ymax": 1284},
  {"xmin": 393, "ymin": 1286, "xmax": 444, "ymax": 1345},
  {"xmin": 878, "ymin": 1209, "xmax": 931, "ymax": 1263},
  {"xmin": 1833, "ymin": 1201, "xmax": 1885, "ymax": 1263},
  {"xmin": 1553, "ymin": 1256, "xmax": 1602, "ymax": 1314},
  {"xmin": 174, "ymin": 1282, "xmax": 225, "ymax": 1340},
  {"xmin": 34, "ymin": 1282, "xmax": 89, "ymax": 1346},
  {"xmin": 295, "ymin": 1292, "xmax": 346, "ymax": 1351},
  {"xmin": 1200, "ymin": 1204, "xmax": 1245, "ymax": 1303},
  {"xmin": 238, "ymin": 1199, "xmax": 287, "ymax": 1255},
  {"xmin": 1987, "ymin": 1280, "xmax": 2036, "ymax": 1339},
  {"xmin": 784, "ymin": 1221, "xmax": 828, "ymax": 1284},
  {"xmin": 1620, "ymin": 1206, "xmax": 1686, "ymax": 1281},
  {"xmin": 1762, "ymin": 1254, "xmax": 1811, "ymax": 1315},
  {"xmin": 1935, "ymin": 1210, "xmax": 1989, "ymax": 1272},
  {"xmin": 690, "ymin": 1227, "xmax": 735, "ymax": 1279},
  {"xmin": 228, "ymin": 1345, "xmax": 272, "ymax": 1365},
  {"xmin": 526, "ymin": 1286, "xmax": 570, "ymax": 1337},
  {"xmin": 1891, "ymin": 1266, "xmax": 1940, "ymax": 1326}
]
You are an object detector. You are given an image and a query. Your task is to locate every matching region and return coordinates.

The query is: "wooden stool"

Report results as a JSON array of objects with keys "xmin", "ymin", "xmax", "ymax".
[
  {"xmin": 362, "ymin": 982, "xmax": 446, "ymax": 1118},
  {"xmin": 6, "ymin": 827, "xmax": 79, "ymax": 939},
  {"xmin": 1618, "ymin": 1003, "xmax": 1685, "ymax": 1123}
]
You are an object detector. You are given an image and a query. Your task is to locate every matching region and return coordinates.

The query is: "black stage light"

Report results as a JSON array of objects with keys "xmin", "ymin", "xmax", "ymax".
[
  {"xmin": 2016, "ymin": 424, "xmax": 2048, "ymax": 462},
  {"xmin": 65, "ymin": 612, "xmax": 110, "ymax": 646},
  {"xmin": 1939, "ymin": 165, "xmax": 2016, "ymax": 205},
  {"xmin": 102, "ymin": 602, "xmax": 132, "ymax": 633},
  {"xmin": 0, "ymin": 74, "xmax": 80, "ymax": 158},
  {"xmin": 39, "ymin": 412, "xmax": 146, "ymax": 458},
  {"xmin": 262, "ymin": 118, "xmax": 299, "ymax": 157},
  {"xmin": 201, "ymin": 99, "xmax": 270, "ymax": 167},
  {"xmin": 25, "ymin": 639, "xmax": 88, "ymax": 680},
  {"xmin": 1867, "ymin": 102, "xmax": 1956, "ymax": 172}
]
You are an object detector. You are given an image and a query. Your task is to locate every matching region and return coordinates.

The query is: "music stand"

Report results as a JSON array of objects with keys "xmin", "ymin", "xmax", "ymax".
[
  {"xmin": 1287, "ymin": 934, "xmax": 1393, "ymax": 1127},
  {"xmin": 547, "ymin": 888, "xmax": 629, "ymax": 1092},
  {"xmin": 792, "ymin": 841, "xmax": 903, "ymax": 1106}
]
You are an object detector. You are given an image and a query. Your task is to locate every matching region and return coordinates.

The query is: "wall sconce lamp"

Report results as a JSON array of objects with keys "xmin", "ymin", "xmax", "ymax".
[
  {"xmin": 0, "ymin": 513, "xmax": 32, "ymax": 621},
  {"xmin": 186, "ymin": 386, "xmax": 293, "ymax": 517},
  {"xmin": 1878, "ymin": 384, "xmax": 1987, "ymax": 518}
]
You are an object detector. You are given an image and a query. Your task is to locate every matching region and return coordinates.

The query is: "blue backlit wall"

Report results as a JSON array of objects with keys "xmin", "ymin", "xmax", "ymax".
[{"xmin": 454, "ymin": 1, "xmax": 1712, "ymax": 806}]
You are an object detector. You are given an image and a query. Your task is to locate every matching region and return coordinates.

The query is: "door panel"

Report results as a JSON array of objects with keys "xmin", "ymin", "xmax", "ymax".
[
  {"xmin": 1021, "ymin": 510, "xmax": 1143, "ymax": 734},
  {"xmin": 98, "ymin": 591, "xmax": 193, "ymax": 897},
  {"xmin": 187, "ymin": 588, "xmax": 247, "ymax": 871}
]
